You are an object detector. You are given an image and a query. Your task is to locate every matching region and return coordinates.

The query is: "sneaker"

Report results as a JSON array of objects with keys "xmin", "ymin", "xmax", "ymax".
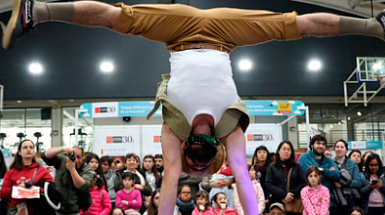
[{"xmin": 2, "ymin": 0, "xmax": 34, "ymax": 49}]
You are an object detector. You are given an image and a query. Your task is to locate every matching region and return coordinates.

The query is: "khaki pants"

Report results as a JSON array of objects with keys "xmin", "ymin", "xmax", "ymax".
[
  {"xmin": 112, "ymin": 4, "xmax": 301, "ymax": 139},
  {"xmin": 112, "ymin": 3, "xmax": 301, "ymax": 53}
]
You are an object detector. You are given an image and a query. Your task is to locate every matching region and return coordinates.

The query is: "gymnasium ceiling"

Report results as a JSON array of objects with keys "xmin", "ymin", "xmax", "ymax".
[{"xmin": 0, "ymin": 0, "xmax": 385, "ymax": 101}]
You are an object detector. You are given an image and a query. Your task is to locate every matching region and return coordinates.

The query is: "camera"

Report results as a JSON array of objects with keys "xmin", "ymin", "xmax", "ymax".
[
  {"xmin": 372, "ymin": 180, "xmax": 378, "ymax": 185},
  {"xmin": 24, "ymin": 181, "xmax": 33, "ymax": 188},
  {"xmin": 68, "ymin": 152, "xmax": 76, "ymax": 162}
]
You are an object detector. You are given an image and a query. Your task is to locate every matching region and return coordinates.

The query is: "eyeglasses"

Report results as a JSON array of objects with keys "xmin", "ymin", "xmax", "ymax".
[{"xmin": 369, "ymin": 164, "xmax": 379, "ymax": 167}]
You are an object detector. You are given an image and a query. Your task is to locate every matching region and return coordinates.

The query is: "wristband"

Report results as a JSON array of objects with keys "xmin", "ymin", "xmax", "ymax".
[
  {"xmin": 59, "ymin": 147, "xmax": 63, "ymax": 153},
  {"xmin": 209, "ymin": 181, "xmax": 213, "ymax": 188}
]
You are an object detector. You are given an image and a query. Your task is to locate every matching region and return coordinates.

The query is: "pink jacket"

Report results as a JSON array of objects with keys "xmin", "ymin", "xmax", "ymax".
[
  {"xmin": 80, "ymin": 187, "xmax": 112, "ymax": 215},
  {"xmin": 116, "ymin": 188, "xmax": 142, "ymax": 210},
  {"xmin": 301, "ymin": 184, "xmax": 330, "ymax": 215},
  {"xmin": 213, "ymin": 207, "xmax": 236, "ymax": 215},
  {"xmin": 192, "ymin": 206, "xmax": 214, "ymax": 215},
  {"xmin": 232, "ymin": 179, "xmax": 265, "ymax": 215}
]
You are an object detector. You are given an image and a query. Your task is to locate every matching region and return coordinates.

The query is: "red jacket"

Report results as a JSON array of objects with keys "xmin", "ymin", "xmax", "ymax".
[{"xmin": 0, "ymin": 162, "xmax": 54, "ymax": 209}]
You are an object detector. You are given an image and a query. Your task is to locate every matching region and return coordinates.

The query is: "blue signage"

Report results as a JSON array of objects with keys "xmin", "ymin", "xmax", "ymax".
[{"xmin": 80, "ymin": 100, "xmax": 305, "ymax": 118}]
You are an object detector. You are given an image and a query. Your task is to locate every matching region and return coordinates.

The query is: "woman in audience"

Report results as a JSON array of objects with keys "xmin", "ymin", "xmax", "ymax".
[
  {"xmin": 301, "ymin": 166, "xmax": 330, "ymax": 215},
  {"xmin": 144, "ymin": 189, "xmax": 160, "ymax": 215},
  {"xmin": 348, "ymin": 150, "xmax": 363, "ymax": 172},
  {"xmin": 232, "ymin": 164, "xmax": 265, "ymax": 214},
  {"xmin": 360, "ymin": 153, "xmax": 385, "ymax": 215},
  {"xmin": 176, "ymin": 185, "xmax": 195, "ymax": 215},
  {"xmin": 115, "ymin": 153, "xmax": 151, "ymax": 193},
  {"xmin": 85, "ymin": 152, "xmax": 107, "ymax": 191},
  {"xmin": 251, "ymin": 145, "xmax": 272, "ymax": 205},
  {"xmin": 101, "ymin": 155, "xmax": 117, "ymax": 208},
  {"xmin": 0, "ymin": 140, "xmax": 54, "ymax": 214},
  {"xmin": 332, "ymin": 140, "xmax": 362, "ymax": 214},
  {"xmin": 265, "ymin": 141, "xmax": 306, "ymax": 215},
  {"xmin": 212, "ymin": 192, "xmax": 236, "ymax": 215},
  {"xmin": 80, "ymin": 171, "xmax": 112, "ymax": 215},
  {"xmin": 142, "ymin": 154, "xmax": 161, "ymax": 191},
  {"xmin": 362, "ymin": 151, "xmax": 373, "ymax": 172}
]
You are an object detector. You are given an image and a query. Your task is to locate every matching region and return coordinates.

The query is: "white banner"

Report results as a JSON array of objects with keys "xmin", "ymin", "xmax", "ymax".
[
  {"xmin": 92, "ymin": 102, "xmax": 119, "ymax": 118},
  {"xmin": 245, "ymin": 124, "xmax": 282, "ymax": 157},
  {"xmin": 93, "ymin": 126, "xmax": 141, "ymax": 157},
  {"xmin": 141, "ymin": 125, "xmax": 163, "ymax": 156}
]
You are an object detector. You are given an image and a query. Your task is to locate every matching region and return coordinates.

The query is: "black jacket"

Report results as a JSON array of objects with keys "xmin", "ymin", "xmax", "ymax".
[{"xmin": 265, "ymin": 163, "xmax": 306, "ymax": 203}]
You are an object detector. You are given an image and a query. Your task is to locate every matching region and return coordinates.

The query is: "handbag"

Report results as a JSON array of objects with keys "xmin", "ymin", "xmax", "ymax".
[{"xmin": 284, "ymin": 167, "xmax": 304, "ymax": 213}]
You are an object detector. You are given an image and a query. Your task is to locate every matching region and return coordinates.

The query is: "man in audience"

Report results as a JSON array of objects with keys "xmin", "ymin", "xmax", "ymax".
[
  {"xmin": 298, "ymin": 135, "xmax": 340, "ymax": 208},
  {"xmin": 268, "ymin": 203, "xmax": 285, "ymax": 215},
  {"xmin": 41, "ymin": 146, "xmax": 94, "ymax": 215},
  {"xmin": 154, "ymin": 154, "xmax": 164, "ymax": 174},
  {"xmin": 101, "ymin": 155, "xmax": 116, "ymax": 208}
]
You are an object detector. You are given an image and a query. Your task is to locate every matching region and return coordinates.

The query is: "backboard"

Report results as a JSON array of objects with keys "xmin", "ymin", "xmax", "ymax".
[{"xmin": 356, "ymin": 57, "xmax": 385, "ymax": 82}]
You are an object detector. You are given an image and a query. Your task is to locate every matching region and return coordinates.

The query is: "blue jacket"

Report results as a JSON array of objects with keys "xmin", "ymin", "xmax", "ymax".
[
  {"xmin": 360, "ymin": 173, "xmax": 385, "ymax": 213},
  {"xmin": 333, "ymin": 158, "xmax": 362, "ymax": 188},
  {"xmin": 298, "ymin": 150, "xmax": 340, "ymax": 206}
]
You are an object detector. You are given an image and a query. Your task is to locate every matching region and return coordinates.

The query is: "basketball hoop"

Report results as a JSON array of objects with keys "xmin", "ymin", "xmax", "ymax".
[{"xmin": 377, "ymin": 75, "xmax": 385, "ymax": 87}]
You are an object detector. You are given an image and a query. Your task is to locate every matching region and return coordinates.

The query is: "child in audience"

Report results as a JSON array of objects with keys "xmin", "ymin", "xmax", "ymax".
[
  {"xmin": 110, "ymin": 207, "xmax": 125, "ymax": 215},
  {"xmin": 301, "ymin": 166, "xmax": 330, "ymax": 215},
  {"xmin": 193, "ymin": 190, "xmax": 214, "ymax": 215},
  {"xmin": 81, "ymin": 171, "xmax": 112, "ymax": 215},
  {"xmin": 360, "ymin": 153, "xmax": 385, "ymax": 215},
  {"xmin": 233, "ymin": 165, "xmax": 265, "ymax": 215},
  {"xmin": 116, "ymin": 172, "xmax": 142, "ymax": 215},
  {"xmin": 212, "ymin": 192, "xmax": 236, "ymax": 215},
  {"xmin": 350, "ymin": 206, "xmax": 365, "ymax": 215}
]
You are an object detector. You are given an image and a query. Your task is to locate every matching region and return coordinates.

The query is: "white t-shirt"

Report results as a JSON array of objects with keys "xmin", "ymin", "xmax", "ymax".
[{"xmin": 167, "ymin": 49, "xmax": 238, "ymax": 126}]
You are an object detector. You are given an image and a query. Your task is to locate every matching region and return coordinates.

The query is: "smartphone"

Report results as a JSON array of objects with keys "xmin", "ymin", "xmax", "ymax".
[{"xmin": 372, "ymin": 180, "xmax": 378, "ymax": 185}]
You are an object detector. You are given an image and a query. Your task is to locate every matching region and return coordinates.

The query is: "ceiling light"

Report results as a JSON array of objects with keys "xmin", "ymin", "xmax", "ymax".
[
  {"xmin": 338, "ymin": 122, "xmax": 341, "ymax": 125},
  {"xmin": 373, "ymin": 62, "xmax": 383, "ymax": 70},
  {"xmin": 330, "ymin": 125, "xmax": 333, "ymax": 128},
  {"xmin": 100, "ymin": 61, "xmax": 114, "ymax": 73},
  {"xmin": 238, "ymin": 60, "xmax": 252, "ymax": 71},
  {"xmin": 29, "ymin": 63, "xmax": 43, "ymax": 74},
  {"xmin": 348, "ymin": 117, "xmax": 351, "ymax": 120},
  {"xmin": 308, "ymin": 60, "xmax": 322, "ymax": 71},
  {"xmin": 17, "ymin": 100, "xmax": 22, "ymax": 103},
  {"xmin": 357, "ymin": 111, "xmax": 362, "ymax": 116}
]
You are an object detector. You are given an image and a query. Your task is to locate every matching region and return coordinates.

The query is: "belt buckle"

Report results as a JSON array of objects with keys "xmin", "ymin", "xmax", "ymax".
[{"xmin": 192, "ymin": 44, "xmax": 204, "ymax": 49}]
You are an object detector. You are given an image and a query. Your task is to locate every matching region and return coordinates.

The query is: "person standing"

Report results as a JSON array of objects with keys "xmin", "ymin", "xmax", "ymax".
[
  {"xmin": 101, "ymin": 155, "xmax": 117, "ymax": 208},
  {"xmin": 0, "ymin": 140, "xmax": 54, "ymax": 214},
  {"xmin": 301, "ymin": 166, "xmax": 330, "ymax": 215},
  {"xmin": 41, "ymin": 146, "xmax": 94, "ymax": 215},
  {"xmin": 298, "ymin": 135, "xmax": 340, "ymax": 211},
  {"xmin": 266, "ymin": 141, "xmax": 306, "ymax": 215},
  {"xmin": 332, "ymin": 140, "xmax": 361, "ymax": 214},
  {"xmin": 360, "ymin": 153, "xmax": 385, "ymax": 215}
]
